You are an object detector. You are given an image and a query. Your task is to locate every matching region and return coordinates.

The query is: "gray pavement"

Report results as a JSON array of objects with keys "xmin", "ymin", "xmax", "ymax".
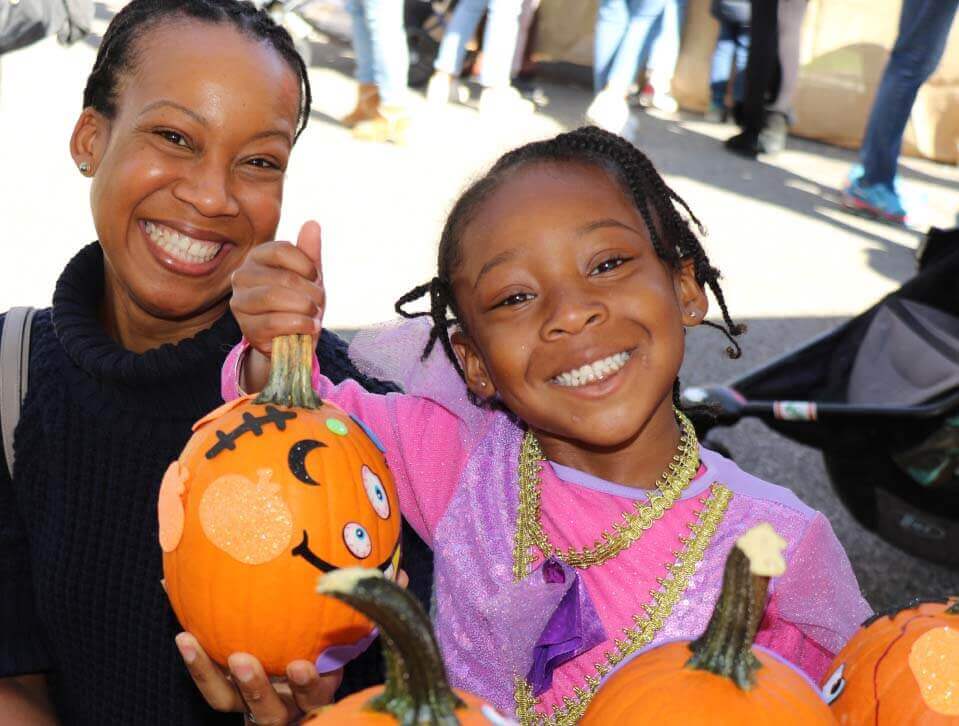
[{"xmin": 1, "ymin": 7, "xmax": 958, "ymax": 609}]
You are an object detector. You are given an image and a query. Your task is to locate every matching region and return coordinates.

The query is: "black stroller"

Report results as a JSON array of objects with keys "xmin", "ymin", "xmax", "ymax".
[{"xmin": 682, "ymin": 228, "xmax": 959, "ymax": 568}]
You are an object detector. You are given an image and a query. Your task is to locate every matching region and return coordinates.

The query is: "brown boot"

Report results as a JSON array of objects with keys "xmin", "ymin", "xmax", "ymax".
[
  {"xmin": 352, "ymin": 105, "xmax": 410, "ymax": 145},
  {"xmin": 341, "ymin": 84, "xmax": 379, "ymax": 128}
]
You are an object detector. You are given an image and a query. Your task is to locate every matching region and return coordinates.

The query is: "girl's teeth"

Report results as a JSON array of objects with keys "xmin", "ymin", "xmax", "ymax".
[
  {"xmin": 145, "ymin": 222, "xmax": 222, "ymax": 264},
  {"xmin": 553, "ymin": 351, "xmax": 631, "ymax": 388}
]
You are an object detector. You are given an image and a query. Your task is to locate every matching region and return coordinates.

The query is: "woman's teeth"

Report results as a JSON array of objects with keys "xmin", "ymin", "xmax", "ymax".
[
  {"xmin": 553, "ymin": 351, "xmax": 631, "ymax": 388},
  {"xmin": 145, "ymin": 221, "xmax": 222, "ymax": 264}
]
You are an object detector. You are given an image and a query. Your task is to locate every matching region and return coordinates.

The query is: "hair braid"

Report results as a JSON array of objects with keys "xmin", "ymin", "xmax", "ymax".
[{"xmin": 83, "ymin": 0, "xmax": 312, "ymax": 140}]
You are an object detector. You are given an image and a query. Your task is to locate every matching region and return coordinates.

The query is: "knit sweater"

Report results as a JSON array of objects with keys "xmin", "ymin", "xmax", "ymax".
[{"xmin": 0, "ymin": 243, "xmax": 433, "ymax": 724}]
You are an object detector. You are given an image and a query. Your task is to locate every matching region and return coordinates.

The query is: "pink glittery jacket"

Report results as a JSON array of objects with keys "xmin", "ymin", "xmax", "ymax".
[{"xmin": 222, "ymin": 321, "xmax": 872, "ymax": 721}]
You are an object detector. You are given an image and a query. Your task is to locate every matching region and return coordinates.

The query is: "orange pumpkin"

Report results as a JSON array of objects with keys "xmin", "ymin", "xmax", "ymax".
[
  {"xmin": 303, "ymin": 569, "xmax": 512, "ymax": 725},
  {"xmin": 159, "ymin": 335, "xmax": 402, "ymax": 675},
  {"xmin": 820, "ymin": 596, "xmax": 959, "ymax": 724},
  {"xmin": 581, "ymin": 524, "xmax": 836, "ymax": 726}
]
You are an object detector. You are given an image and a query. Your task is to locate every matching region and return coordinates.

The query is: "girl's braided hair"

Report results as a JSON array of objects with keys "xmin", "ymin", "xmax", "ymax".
[
  {"xmin": 83, "ymin": 0, "xmax": 312, "ymax": 141},
  {"xmin": 396, "ymin": 126, "xmax": 745, "ymax": 407}
]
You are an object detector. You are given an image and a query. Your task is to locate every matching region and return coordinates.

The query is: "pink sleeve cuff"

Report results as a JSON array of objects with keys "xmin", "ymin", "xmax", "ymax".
[{"xmin": 221, "ymin": 338, "xmax": 322, "ymax": 402}]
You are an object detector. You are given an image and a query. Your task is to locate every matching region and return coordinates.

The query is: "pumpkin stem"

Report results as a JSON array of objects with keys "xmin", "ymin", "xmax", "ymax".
[
  {"xmin": 318, "ymin": 569, "xmax": 465, "ymax": 725},
  {"xmin": 255, "ymin": 335, "xmax": 322, "ymax": 409},
  {"xmin": 947, "ymin": 598, "xmax": 959, "ymax": 615},
  {"xmin": 686, "ymin": 523, "xmax": 787, "ymax": 690}
]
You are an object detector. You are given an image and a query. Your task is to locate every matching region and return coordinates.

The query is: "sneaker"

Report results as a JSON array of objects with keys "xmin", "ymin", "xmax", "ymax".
[
  {"xmin": 758, "ymin": 111, "xmax": 788, "ymax": 155},
  {"xmin": 842, "ymin": 176, "xmax": 907, "ymax": 224},
  {"xmin": 638, "ymin": 83, "xmax": 679, "ymax": 113},
  {"xmin": 724, "ymin": 129, "xmax": 762, "ymax": 158},
  {"xmin": 477, "ymin": 86, "xmax": 534, "ymax": 117},
  {"xmin": 704, "ymin": 103, "xmax": 727, "ymax": 123},
  {"xmin": 426, "ymin": 72, "xmax": 461, "ymax": 107},
  {"xmin": 586, "ymin": 89, "xmax": 633, "ymax": 135}
]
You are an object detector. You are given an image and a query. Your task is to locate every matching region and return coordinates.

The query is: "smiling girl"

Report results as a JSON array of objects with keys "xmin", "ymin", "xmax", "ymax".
[
  {"xmin": 217, "ymin": 127, "xmax": 870, "ymax": 724},
  {"xmin": 0, "ymin": 1, "xmax": 435, "ymax": 723}
]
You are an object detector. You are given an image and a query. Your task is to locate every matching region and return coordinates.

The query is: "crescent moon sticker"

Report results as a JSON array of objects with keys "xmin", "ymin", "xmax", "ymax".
[{"xmin": 288, "ymin": 439, "xmax": 327, "ymax": 486}]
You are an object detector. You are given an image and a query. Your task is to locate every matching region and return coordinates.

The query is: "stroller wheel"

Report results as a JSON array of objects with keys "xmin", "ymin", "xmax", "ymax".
[{"xmin": 824, "ymin": 450, "xmax": 959, "ymax": 568}]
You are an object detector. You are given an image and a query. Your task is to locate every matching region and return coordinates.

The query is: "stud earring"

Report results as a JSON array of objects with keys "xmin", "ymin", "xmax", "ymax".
[
  {"xmin": 688, "ymin": 311, "xmax": 697, "ymax": 318},
  {"xmin": 78, "ymin": 161, "xmax": 91, "ymax": 174},
  {"xmin": 480, "ymin": 381, "xmax": 487, "ymax": 387}
]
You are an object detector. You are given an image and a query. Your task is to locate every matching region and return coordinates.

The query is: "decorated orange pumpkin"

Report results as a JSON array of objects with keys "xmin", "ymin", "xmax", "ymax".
[
  {"xmin": 159, "ymin": 335, "xmax": 401, "ymax": 675},
  {"xmin": 581, "ymin": 524, "xmax": 836, "ymax": 726},
  {"xmin": 820, "ymin": 596, "xmax": 959, "ymax": 724},
  {"xmin": 303, "ymin": 569, "xmax": 513, "ymax": 725}
]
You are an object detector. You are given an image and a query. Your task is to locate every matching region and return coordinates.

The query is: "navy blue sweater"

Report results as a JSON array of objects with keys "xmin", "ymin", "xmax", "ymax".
[{"xmin": 0, "ymin": 243, "xmax": 433, "ymax": 724}]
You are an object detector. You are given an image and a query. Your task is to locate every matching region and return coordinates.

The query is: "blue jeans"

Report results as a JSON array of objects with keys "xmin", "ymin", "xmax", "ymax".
[
  {"xmin": 860, "ymin": 0, "xmax": 959, "ymax": 187},
  {"xmin": 594, "ymin": 0, "xmax": 669, "ymax": 92},
  {"xmin": 434, "ymin": 0, "xmax": 525, "ymax": 88},
  {"xmin": 709, "ymin": 19, "xmax": 749, "ymax": 107},
  {"xmin": 644, "ymin": 0, "xmax": 687, "ymax": 87},
  {"xmin": 347, "ymin": 0, "xmax": 408, "ymax": 105}
]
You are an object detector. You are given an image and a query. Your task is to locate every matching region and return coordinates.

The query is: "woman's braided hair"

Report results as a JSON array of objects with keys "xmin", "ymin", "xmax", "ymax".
[
  {"xmin": 83, "ymin": 0, "xmax": 312, "ymax": 140},
  {"xmin": 396, "ymin": 126, "xmax": 745, "ymax": 407}
]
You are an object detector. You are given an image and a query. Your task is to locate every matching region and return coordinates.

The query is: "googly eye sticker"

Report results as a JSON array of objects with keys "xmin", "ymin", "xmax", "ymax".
[
  {"xmin": 343, "ymin": 522, "xmax": 372, "ymax": 559},
  {"xmin": 362, "ymin": 465, "xmax": 390, "ymax": 519}
]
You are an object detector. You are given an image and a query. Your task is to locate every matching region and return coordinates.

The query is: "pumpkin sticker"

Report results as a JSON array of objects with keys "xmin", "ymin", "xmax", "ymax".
[{"xmin": 160, "ymin": 334, "xmax": 402, "ymax": 675}]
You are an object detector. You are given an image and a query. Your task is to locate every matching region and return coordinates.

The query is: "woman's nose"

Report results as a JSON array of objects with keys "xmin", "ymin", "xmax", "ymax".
[{"xmin": 172, "ymin": 158, "xmax": 240, "ymax": 218}]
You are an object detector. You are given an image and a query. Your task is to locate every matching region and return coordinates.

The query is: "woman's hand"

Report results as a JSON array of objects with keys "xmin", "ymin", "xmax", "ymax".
[
  {"xmin": 231, "ymin": 221, "xmax": 325, "ymax": 393},
  {"xmin": 175, "ymin": 633, "xmax": 341, "ymax": 726}
]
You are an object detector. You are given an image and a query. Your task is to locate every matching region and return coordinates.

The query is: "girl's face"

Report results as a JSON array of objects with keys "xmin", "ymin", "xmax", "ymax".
[
  {"xmin": 451, "ymin": 162, "xmax": 707, "ymax": 449},
  {"xmin": 71, "ymin": 21, "xmax": 301, "ymax": 321}
]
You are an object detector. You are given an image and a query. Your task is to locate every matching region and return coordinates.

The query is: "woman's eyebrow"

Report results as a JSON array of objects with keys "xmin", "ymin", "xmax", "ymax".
[
  {"xmin": 139, "ymin": 99, "xmax": 207, "ymax": 126},
  {"xmin": 577, "ymin": 218, "xmax": 643, "ymax": 237}
]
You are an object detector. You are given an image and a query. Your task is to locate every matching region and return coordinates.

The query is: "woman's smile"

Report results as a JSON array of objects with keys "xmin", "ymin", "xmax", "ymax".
[{"xmin": 141, "ymin": 219, "xmax": 235, "ymax": 277}]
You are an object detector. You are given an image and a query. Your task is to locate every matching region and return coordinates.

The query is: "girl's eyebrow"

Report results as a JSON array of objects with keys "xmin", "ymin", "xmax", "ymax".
[
  {"xmin": 474, "ymin": 249, "xmax": 517, "ymax": 289},
  {"xmin": 577, "ymin": 218, "xmax": 644, "ymax": 237}
]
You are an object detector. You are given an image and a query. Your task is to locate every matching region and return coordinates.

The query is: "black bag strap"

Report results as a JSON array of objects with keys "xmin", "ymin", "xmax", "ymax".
[{"xmin": 1, "ymin": 307, "xmax": 36, "ymax": 478}]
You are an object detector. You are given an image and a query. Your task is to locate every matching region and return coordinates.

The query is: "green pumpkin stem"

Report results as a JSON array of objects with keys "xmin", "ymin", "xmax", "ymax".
[
  {"xmin": 685, "ymin": 523, "xmax": 786, "ymax": 690},
  {"xmin": 255, "ymin": 335, "xmax": 321, "ymax": 409},
  {"xmin": 318, "ymin": 569, "xmax": 465, "ymax": 725}
]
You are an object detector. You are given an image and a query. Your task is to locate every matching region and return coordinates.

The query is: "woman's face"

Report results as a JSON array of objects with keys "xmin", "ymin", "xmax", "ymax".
[{"xmin": 72, "ymin": 21, "xmax": 301, "ymax": 321}]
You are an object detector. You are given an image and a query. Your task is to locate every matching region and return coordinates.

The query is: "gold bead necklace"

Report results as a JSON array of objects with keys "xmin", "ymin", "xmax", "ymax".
[{"xmin": 512, "ymin": 409, "xmax": 700, "ymax": 575}]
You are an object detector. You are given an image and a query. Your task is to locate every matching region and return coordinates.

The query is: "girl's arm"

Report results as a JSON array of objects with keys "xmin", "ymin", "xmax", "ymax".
[
  {"xmin": 755, "ymin": 512, "xmax": 872, "ymax": 681},
  {"xmin": 222, "ymin": 340, "xmax": 467, "ymax": 546}
]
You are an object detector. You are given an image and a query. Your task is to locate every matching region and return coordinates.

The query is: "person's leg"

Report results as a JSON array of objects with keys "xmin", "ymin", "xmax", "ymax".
[
  {"xmin": 594, "ymin": 0, "xmax": 631, "ymax": 91},
  {"xmin": 352, "ymin": 0, "xmax": 410, "ymax": 142},
  {"xmin": 604, "ymin": 0, "xmax": 670, "ymax": 93},
  {"xmin": 647, "ymin": 0, "xmax": 686, "ymax": 92},
  {"xmin": 710, "ymin": 20, "xmax": 737, "ymax": 107},
  {"xmin": 731, "ymin": 22, "xmax": 750, "ymax": 103},
  {"xmin": 859, "ymin": 0, "xmax": 959, "ymax": 188},
  {"xmin": 478, "ymin": 0, "xmax": 525, "ymax": 88},
  {"xmin": 347, "ymin": 0, "xmax": 374, "ymax": 86},
  {"xmin": 511, "ymin": 0, "xmax": 542, "ymax": 78},
  {"xmin": 768, "ymin": 0, "xmax": 808, "ymax": 118},
  {"xmin": 738, "ymin": 0, "xmax": 778, "ymax": 134},
  {"xmin": 433, "ymin": 0, "xmax": 489, "ymax": 77}
]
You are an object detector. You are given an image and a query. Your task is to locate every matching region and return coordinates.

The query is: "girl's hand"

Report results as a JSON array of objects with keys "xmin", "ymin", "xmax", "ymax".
[
  {"xmin": 175, "ymin": 633, "xmax": 341, "ymax": 725},
  {"xmin": 230, "ymin": 221, "xmax": 325, "ymax": 394}
]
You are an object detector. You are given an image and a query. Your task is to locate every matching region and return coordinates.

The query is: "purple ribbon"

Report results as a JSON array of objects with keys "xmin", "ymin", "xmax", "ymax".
[{"xmin": 526, "ymin": 559, "xmax": 607, "ymax": 696}]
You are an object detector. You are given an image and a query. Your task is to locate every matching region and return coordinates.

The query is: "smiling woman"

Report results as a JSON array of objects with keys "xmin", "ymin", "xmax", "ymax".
[{"xmin": 0, "ymin": 1, "xmax": 432, "ymax": 724}]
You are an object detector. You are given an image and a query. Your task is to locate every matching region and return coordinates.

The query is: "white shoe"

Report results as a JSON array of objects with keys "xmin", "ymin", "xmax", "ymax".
[
  {"xmin": 478, "ymin": 86, "xmax": 534, "ymax": 117},
  {"xmin": 649, "ymin": 91, "xmax": 679, "ymax": 113},
  {"xmin": 426, "ymin": 72, "xmax": 460, "ymax": 106},
  {"xmin": 585, "ymin": 90, "xmax": 633, "ymax": 135}
]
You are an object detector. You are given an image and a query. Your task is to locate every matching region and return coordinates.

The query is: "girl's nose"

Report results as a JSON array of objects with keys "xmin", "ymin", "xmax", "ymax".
[
  {"xmin": 541, "ymin": 288, "xmax": 608, "ymax": 339},
  {"xmin": 172, "ymin": 158, "xmax": 240, "ymax": 218}
]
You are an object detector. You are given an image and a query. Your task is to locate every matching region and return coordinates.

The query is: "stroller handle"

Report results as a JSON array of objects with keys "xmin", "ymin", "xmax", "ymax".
[{"xmin": 682, "ymin": 385, "xmax": 959, "ymax": 425}]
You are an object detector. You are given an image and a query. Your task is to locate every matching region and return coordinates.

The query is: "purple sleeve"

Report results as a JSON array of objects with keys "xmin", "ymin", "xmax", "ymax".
[
  {"xmin": 221, "ymin": 340, "xmax": 465, "ymax": 547},
  {"xmin": 766, "ymin": 513, "xmax": 873, "ymax": 657}
]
